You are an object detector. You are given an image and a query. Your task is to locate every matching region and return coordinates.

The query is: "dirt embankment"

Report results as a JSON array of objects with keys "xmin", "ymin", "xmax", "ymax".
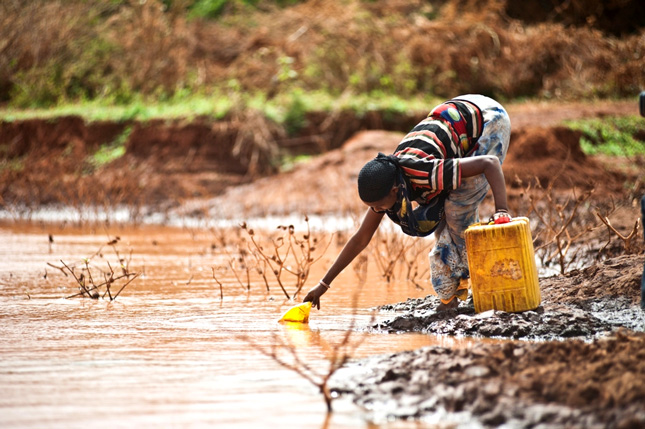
[
  {"xmin": 0, "ymin": 109, "xmax": 421, "ymax": 210},
  {"xmin": 1, "ymin": 99, "xmax": 642, "ymax": 216},
  {"xmin": 191, "ymin": 99, "xmax": 642, "ymax": 218}
]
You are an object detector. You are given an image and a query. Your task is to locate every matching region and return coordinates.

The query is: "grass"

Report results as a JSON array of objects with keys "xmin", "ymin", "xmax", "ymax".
[
  {"xmin": 278, "ymin": 154, "xmax": 313, "ymax": 172},
  {"xmin": 0, "ymin": 157, "xmax": 25, "ymax": 174},
  {"xmin": 90, "ymin": 126, "xmax": 132, "ymax": 168},
  {"xmin": 565, "ymin": 116, "xmax": 645, "ymax": 157},
  {"xmin": 0, "ymin": 90, "xmax": 438, "ymax": 124},
  {"xmin": 0, "ymin": 94, "xmax": 234, "ymax": 122}
]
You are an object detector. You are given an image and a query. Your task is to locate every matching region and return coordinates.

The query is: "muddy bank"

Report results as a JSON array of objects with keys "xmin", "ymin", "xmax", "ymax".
[
  {"xmin": 331, "ymin": 330, "xmax": 645, "ymax": 428},
  {"xmin": 328, "ymin": 254, "xmax": 645, "ymax": 427},
  {"xmin": 376, "ymin": 254, "xmax": 645, "ymax": 340},
  {"xmin": 195, "ymin": 123, "xmax": 640, "ymax": 220}
]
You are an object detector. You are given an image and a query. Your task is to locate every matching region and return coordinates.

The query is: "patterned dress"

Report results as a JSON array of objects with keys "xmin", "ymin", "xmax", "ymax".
[{"xmin": 391, "ymin": 94, "xmax": 511, "ymax": 303}]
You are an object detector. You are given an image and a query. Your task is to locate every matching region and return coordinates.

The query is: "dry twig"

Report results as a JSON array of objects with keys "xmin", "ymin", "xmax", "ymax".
[
  {"xmin": 239, "ymin": 216, "xmax": 332, "ymax": 299},
  {"xmin": 240, "ymin": 273, "xmax": 371, "ymax": 412},
  {"xmin": 518, "ymin": 174, "xmax": 596, "ymax": 274},
  {"xmin": 596, "ymin": 211, "xmax": 641, "ymax": 254},
  {"xmin": 211, "ymin": 267, "xmax": 224, "ymax": 300}
]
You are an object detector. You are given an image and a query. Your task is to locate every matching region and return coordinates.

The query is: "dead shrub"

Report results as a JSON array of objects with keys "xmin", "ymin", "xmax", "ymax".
[
  {"xmin": 48, "ymin": 236, "xmax": 139, "ymax": 300},
  {"xmin": 103, "ymin": 0, "xmax": 193, "ymax": 96},
  {"xmin": 517, "ymin": 173, "xmax": 597, "ymax": 274},
  {"xmin": 369, "ymin": 228, "xmax": 432, "ymax": 288},
  {"xmin": 228, "ymin": 107, "xmax": 284, "ymax": 176},
  {"xmin": 230, "ymin": 216, "xmax": 333, "ymax": 299},
  {"xmin": 596, "ymin": 203, "xmax": 643, "ymax": 256}
]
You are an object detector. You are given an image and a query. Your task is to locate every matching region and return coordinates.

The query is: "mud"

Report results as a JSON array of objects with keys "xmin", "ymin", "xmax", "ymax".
[
  {"xmin": 377, "ymin": 254, "xmax": 645, "ymax": 340},
  {"xmin": 325, "ymin": 253, "xmax": 645, "ymax": 427},
  {"xmin": 324, "ymin": 252, "xmax": 645, "ymax": 427},
  {"xmin": 331, "ymin": 330, "xmax": 645, "ymax": 428}
]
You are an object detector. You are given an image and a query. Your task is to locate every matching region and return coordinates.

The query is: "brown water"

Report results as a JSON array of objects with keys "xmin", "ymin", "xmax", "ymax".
[{"xmin": 0, "ymin": 221, "xmax": 487, "ymax": 428}]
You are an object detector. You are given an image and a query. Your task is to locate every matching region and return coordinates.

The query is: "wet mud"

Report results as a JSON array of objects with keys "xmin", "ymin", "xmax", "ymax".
[
  {"xmin": 377, "ymin": 254, "xmax": 645, "ymax": 341},
  {"xmin": 331, "ymin": 330, "xmax": 645, "ymax": 428},
  {"xmin": 329, "ymin": 253, "xmax": 645, "ymax": 427}
]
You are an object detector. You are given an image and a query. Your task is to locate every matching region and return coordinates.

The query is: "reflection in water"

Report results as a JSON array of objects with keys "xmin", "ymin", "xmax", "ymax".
[{"xmin": 0, "ymin": 221, "xmax": 491, "ymax": 428}]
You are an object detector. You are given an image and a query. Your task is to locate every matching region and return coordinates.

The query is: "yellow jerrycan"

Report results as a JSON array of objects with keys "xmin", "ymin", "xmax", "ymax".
[
  {"xmin": 464, "ymin": 217, "xmax": 541, "ymax": 313},
  {"xmin": 278, "ymin": 301, "xmax": 312, "ymax": 323}
]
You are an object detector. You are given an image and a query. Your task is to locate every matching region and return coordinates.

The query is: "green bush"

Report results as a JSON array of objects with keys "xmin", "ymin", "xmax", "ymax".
[
  {"xmin": 283, "ymin": 90, "xmax": 307, "ymax": 135},
  {"xmin": 188, "ymin": 0, "xmax": 232, "ymax": 19},
  {"xmin": 187, "ymin": 0, "xmax": 304, "ymax": 19},
  {"xmin": 565, "ymin": 116, "xmax": 645, "ymax": 157}
]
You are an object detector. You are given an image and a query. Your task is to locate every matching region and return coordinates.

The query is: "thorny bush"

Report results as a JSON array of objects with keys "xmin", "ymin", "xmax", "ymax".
[{"xmin": 515, "ymin": 173, "xmax": 643, "ymax": 275}]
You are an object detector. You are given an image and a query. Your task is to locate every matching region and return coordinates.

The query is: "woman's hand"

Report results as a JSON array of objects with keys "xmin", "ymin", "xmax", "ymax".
[
  {"xmin": 303, "ymin": 281, "xmax": 329, "ymax": 310},
  {"xmin": 489, "ymin": 209, "xmax": 512, "ymax": 224}
]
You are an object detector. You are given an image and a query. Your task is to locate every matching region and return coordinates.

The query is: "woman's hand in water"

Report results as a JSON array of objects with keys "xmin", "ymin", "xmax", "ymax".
[{"xmin": 303, "ymin": 281, "xmax": 329, "ymax": 310}]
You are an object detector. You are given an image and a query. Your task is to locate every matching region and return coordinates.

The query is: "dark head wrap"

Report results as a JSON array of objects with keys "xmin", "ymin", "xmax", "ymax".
[
  {"xmin": 359, "ymin": 153, "xmax": 444, "ymax": 236},
  {"xmin": 357, "ymin": 153, "xmax": 399, "ymax": 202}
]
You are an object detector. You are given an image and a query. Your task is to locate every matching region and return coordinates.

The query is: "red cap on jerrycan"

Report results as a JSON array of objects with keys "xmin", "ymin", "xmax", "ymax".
[{"xmin": 489, "ymin": 210, "xmax": 512, "ymax": 225}]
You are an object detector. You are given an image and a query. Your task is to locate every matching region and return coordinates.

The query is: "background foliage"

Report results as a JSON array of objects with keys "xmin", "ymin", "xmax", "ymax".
[{"xmin": 1, "ymin": 0, "xmax": 644, "ymax": 108}]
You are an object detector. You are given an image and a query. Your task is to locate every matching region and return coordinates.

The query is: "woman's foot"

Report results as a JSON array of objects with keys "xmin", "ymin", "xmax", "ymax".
[{"xmin": 436, "ymin": 298, "xmax": 459, "ymax": 312}]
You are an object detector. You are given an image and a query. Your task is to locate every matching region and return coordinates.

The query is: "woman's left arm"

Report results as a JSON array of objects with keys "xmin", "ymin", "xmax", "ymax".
[{"xmin": 459, "ymin": 155, "xmax": 508, "ymax": 212}]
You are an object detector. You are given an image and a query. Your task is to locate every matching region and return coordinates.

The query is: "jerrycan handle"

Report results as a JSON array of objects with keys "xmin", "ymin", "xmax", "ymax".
[{"xmin": 488, "ymin": 210, "xmax": 512, "ymax": 225}]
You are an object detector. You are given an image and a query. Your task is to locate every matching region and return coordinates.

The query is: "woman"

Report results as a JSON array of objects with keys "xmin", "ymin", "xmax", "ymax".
[{"xmin": 304, "ymin": 94, "xmax": 512, "ymax": 311}]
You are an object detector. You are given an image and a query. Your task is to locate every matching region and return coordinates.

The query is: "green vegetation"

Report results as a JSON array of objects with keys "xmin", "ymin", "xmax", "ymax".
[
  {"xmin": 0, "ymin": 95, "xmax": 232, "ymax": 122},
  {"xmin": 1, "ymin": 0, "xmax": 643, "ymax": 111},
  {"xmin": 278, "ymin": 153, "xmax": 312, "ymax": 172},
  {"xmin": 186, "ymin": 0, "xmax": 304, "ymax": 19},
  {"xmin": 565, "ymin": 116, "xmax": 645, "ymax": 157},
  {"xmin": 89, "ymin": 126, "xmax": 132, "ymax": 169},
  {"xmin": 0, "ymin": 90, "xmax": 436, "ymax": 124},
  {"xmin": 0, "ymin": 157, "xmax": 25, "ymax": 174}
]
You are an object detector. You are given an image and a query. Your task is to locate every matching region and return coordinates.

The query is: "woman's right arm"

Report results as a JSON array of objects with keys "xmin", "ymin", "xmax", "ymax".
[{"xmin": 303, "ymin": 208, "xmax": 384, "ymax": 309}]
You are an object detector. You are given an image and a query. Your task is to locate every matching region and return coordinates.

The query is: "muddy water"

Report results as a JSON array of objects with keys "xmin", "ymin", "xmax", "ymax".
[{"xmin": 0, "ymin": 221, "xmax": 492, "ymax": 428}]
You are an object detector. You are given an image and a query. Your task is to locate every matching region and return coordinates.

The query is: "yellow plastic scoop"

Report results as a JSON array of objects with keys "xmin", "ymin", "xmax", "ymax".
[{"xmin": 278, "ymin": 301, "xmax": 312, "ymax": 323}]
